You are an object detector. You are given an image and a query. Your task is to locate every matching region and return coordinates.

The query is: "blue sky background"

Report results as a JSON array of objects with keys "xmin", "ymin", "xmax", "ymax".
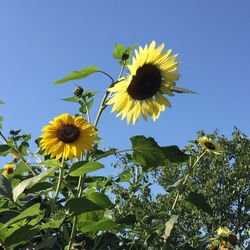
[{"xmin": 1, "ymin": 0, "xmax": 250, "ymax": 168}]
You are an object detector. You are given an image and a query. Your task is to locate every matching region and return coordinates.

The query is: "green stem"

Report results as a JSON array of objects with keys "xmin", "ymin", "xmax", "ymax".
[
  {"xmin": 67, "ymin": 158, "xmax": 88, "ymax": 250},
  {"xmin": 51, "ymin": 158, "xmax": 65, "ymax": 214},
  {"xmin": 82, "ymin": 96, "xmax": 91, "ymax": 123},
  {"xmin": 118, "ymin": 62, "xmax": 126, "ymax": 79},
  {"xmin": 170, "ymin": 151, "xmax": 206, "ymax": 213}
]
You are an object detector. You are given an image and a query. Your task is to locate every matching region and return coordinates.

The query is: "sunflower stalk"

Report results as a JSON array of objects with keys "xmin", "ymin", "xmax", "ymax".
[
  {"xmin": 170, "ymin": 151, "xmax": 206, "ymax": 214},
  {"xmin": 51, "ymin": 157, "xmax": 65, "ymax": 215}
]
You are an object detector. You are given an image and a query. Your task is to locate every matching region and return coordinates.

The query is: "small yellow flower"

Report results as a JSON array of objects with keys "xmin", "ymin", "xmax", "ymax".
[
  {"xmin": 40, "ymin": 114, "xmax": 99, "ymax": 160},
  {"xmin": 216, "ymin": 227, "xmax": 231, "ymax": 237},
  {"xmin": 198, "ymin": 136, "xmax": 222, "ymax": 155},
  {"xmin": 3, "ymin": 163, "xmax": 14, "ymax": 177},
  {"xmin": 107, "ymin": 41, "xmax": 180, "ymax": 125}
]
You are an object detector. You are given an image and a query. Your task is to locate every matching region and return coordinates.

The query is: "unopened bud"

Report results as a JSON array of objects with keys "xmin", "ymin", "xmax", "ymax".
[{"xmin": 73, "ymin": 86, "xmax": 84, "ymax": 97}]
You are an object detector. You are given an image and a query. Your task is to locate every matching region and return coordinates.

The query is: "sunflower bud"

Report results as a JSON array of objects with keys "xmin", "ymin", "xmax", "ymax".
[
  {"xmin": 73, "ymin": 86, "xmax": 84, "ymax": 97},
  {"xmin": 121, "ymin": 52, "xmax": 129, "ymax": 61}
]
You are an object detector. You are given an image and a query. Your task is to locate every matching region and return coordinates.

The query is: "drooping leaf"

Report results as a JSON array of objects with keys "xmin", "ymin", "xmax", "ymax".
[
  {"xmin": 131, "ymin": 136, "xmax": 165, "ymax": 169},
  {"xmin": 0, "ymin": 175, "xmax": 13, "ymax": 200},
  {"xmin": 94, "ymin": 148, "xmax": 117, "ymax": 160},
  {"xmin": 69, "ymin": 161, "xmax": 104, "ymax": 176},
  {"xmin": 53, "ymin": 66, "xmax": 100, "ymax": 85},
  {"xmin": 170, "ymin": 86, "xmax": 196, "ymax": 94},
  {"xmin": 161, "ymin": 146, "xmax": 189, "ymax": 163},
  {"xmin": 162, "ymin": 215, "xmax": 178, "ymax": 241},
  {"xmin": 0, "ymin": 144, "xmax": 11, "ymax": 156},
  {"xmin": 185, "ymin": 192, "xmax": 213, "ymax": 216},
  {"xmin": 65, "ymin": 197, "xmax": 104, "ymax": 216},
  {"xmin": 13, "ymin": 167, "xmax": 57, "ymax": 201}
]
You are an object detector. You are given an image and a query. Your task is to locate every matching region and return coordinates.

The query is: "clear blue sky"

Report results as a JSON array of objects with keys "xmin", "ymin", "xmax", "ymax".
[{"xmin": 1, "ymin": 1, "xmax": 250, "ymax": 167}]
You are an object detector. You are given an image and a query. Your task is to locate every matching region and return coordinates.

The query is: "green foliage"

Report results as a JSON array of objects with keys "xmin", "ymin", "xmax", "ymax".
[
  {"xmin": 113, "ymin": 43, "xmax": 136, "ymax": 65},
  {"xmin": 69, "ymin": 161, "xmax": 104, "ymax": 176},
  {"xmin": 53, "ymin": 65, "xmax": 100, "ymax": 85},
  {"xmin": 0, "ymin": 42, "xmax": 247, "ymax": 250},
  {"xmin": 0, "ymin": 175, "xmax": 13, "ymax": 200}
]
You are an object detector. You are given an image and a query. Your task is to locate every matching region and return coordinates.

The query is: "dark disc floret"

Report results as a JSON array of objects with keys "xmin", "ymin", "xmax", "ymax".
[
  {"xmin": 57, "ymin": 125, "xmax": 80, "ymax": 143},
  {"xmin": 127, "ymin": 63, "xmax": 162, "ymax": 100},
  {"xmin": 7, "ymin": 168, "xmax": 14, "ymax": 175},
  {"xmin": 204, "ymin": 141, "xmax": 216, "ymax": 150}
]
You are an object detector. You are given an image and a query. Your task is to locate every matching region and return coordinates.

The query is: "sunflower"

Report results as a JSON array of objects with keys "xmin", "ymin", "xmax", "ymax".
[
  {"xmin": 216, "ymin": 227, "xmax": 231, "ymax": 237},
  {"xmin": 107, "ymin": 41, "xmax": 180, "ymax": 124},
  {"xmin": 40, "ymin": 114, "xmax": 98, "ymax": 160},
  {"xmin": 198, "ymin": 136, "xmax": 222, "ymax": 155},
  {"xmin": 3, "ymin": 163, "xmax": 14, "ymax": 177}
]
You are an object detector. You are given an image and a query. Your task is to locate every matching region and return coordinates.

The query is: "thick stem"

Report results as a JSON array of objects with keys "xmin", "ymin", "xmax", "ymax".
[{"xmin": 51, "ymin": 158, "xmax": 65, "ymax": 214}]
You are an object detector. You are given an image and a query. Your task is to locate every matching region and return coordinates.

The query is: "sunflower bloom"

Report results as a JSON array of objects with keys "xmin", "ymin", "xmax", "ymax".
[
  {"xmin": 40, "ymin": 114, "xmax": 98, "ymax": 160},
  {"xmin": 198, "ymin": 136, "xmax": 222, "ymax": 155},
  {"xmin": 216, "ymin": 227, "xmax": 231, "ymax": 237},
  {"xmin": 3, "ymin": 163, "xmax": 14, "ymax": 177},
  {"xmin": 107, "ymin": 41, "xmax": 180, "ymax": 124}
]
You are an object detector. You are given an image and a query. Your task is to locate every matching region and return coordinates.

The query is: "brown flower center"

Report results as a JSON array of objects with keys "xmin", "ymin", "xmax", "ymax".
[
  {"xmin": 7, "ymin": 168, "xmax": 14, "ymax": 175},
  {"xmin": 204, "ymin": 141, "xmax": 216, "ymax": 150},
  {"xmin": 57, "ymin": 125, "xmax": 80, "ymax": 143},
  {"xmin": 127, "ymin": 63, "xmax": 162, "ymax": 100}
]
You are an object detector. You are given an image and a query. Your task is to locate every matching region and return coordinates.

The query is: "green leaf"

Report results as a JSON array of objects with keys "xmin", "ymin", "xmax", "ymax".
[
  {"xmin": 94, "ymin": 148, "xmax": 117, "ymax": 160},
  {"xmin": 35, "ymin": 235, "xmax": 57, "ymax": 250},
  {"xmin": 4, "ymin": 203, "xmax": 41, "ymax": 228},
  {"xmin": 69, "ymin": 161, "xmax": 104, "ymax": 177},
  {"xmin": 86, "ymin": 192, "xmax": 114, "ymax": 209},
  {"xmin": 5, "ymin": 225, "xmax": 38, "ymax": 247},
  {"xmin": 62, "ymin": 96, "xmax": 79, "ymax": 103},
  {"xmin": 12, "ymin": 162, "xmax": 30, "ymax": 175},
  {"xmin": 65, "ymin": 197, "xmax": 103, "ymax": 216},
  {"xmin": 78, "ymin": 219, "xmax": 119, "ymax": 233},
  {"xmin": 0, "ymin": 175, "xmax": 13, "ymax": 200},
  {"xmin": 185, "ymin": 192, "xmax": 213, "ymax": 216},
  {"xmin": 53, "ymin": 66, "xmax": 100, "ymax": 85},
  {"xmin": 0, "ymin": 100, "xmax": 4, "ymax": 104},
  {"xmin": 113, "ymin": 43, "xmax": 126, "ymax": 59},
  {"xmin": 113, "ymin": 43, "xmax": 136, "ymax": 66},
  {"xmin": 25, "ymin": 182, "xmax": 52, "ymax": 194},
  {"xmin": 79, "ymin": 98, "xmax": 94, "ymax": 113},
  {"xmin": 162, "ymin": 215, "xmax": 178, "ymax": 241},
  {"xmin": 117, "ymin": 214, "xmax": 137, "ymax": 225},
  {"xmin": 0, "ymin": 144, "xmax": 11, "ymax": 156},
  {"xmin": 41, "ymin": 218, "xmax": 65, "ymax": 229},
  {"xmin": 13, "ymin": 167, "xmax": 57, "ymax": 201},
  {"xmin": 170, "ymin": 86, "xmax": 196, "ymax": 94},
  {"xmin": 39, "ymin": 159, "xmax": 60, "ymax": 168},
  {"xmin": 161, "ymin": 145, "xmax": 189, "ymax": 163},
  {"xmin": 131, "ymin": 136, "xmax": 165, "ymax": 169},
  {"xmin": 116, "ymin": 169, "xmax": 132, "ymax": 183}
]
